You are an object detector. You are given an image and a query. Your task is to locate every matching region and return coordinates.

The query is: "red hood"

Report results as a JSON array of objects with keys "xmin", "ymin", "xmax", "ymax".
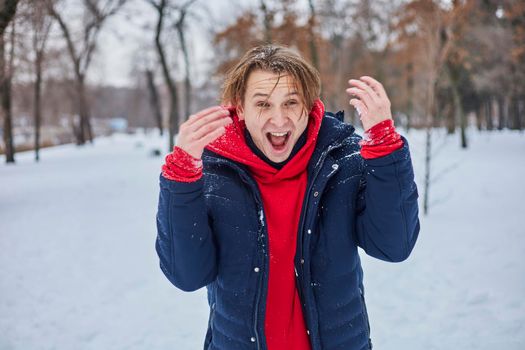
[{"xmin": 206, "ymin": 99, "xmax": 325, "ymax": 184}]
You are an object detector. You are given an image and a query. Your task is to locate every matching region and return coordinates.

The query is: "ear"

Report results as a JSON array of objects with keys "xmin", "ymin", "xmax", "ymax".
[{"xmin": 237, "ymin": 105, "xmax": 245, "ymax": 121}]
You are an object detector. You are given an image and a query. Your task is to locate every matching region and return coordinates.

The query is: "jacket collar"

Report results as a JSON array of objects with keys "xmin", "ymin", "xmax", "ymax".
[
  {"xmin": 206, "ymin": 100, "xmax": 326, "ymax": 184},
  {"xmin": 203, "ymin": 107, "xmax": 356, "ymax": 178}
]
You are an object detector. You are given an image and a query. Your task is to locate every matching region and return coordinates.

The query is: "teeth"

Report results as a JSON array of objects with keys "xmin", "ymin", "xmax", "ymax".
[{"xmin": 269, "ymin": 132, "xmax": 288, "ymax": 137}]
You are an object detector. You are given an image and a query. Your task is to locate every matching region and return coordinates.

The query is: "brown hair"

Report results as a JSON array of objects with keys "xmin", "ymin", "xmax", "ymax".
[{"xmin": 220, "ymin": 44, "xmax": 321, "ymax": 111}]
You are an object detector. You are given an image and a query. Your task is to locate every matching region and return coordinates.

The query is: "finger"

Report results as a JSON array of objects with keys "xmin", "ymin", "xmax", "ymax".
[
  {"xmin": 196, "ymin": 125, "xmax": 227, "ymax": 147},
  {"xmin": 349, "ymin": 98, "xmax": 368, "ymax": 117},
  {"xmin": 189, "ymin": 109, "xmax": 231, "ymax": 132},
  {"xmin": 186, "ymin": 106, "xmax": 227, "ymax": 126},
  {"xmin": 192, "ymin": 116, "xmax": 232, "ymax": 141},
  {"xmin": 346, "ymin": 87, "xmax": 374, "ymax": 109},
  {"xmin": 348, "ymin": 79, "xmax": 380, "ymax": 102},
  {"xmin": 359, "ymin": 76, "xmax": 388, "ymax": 100}
]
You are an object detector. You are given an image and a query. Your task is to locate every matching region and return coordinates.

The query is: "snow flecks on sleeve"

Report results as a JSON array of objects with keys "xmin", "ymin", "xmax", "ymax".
[
  {"xmin": 259, "ymin": 210, "xmax": 265, "ymax": 227},
  {"xmin": 343, "ymin": 151, "xmax": 361, "ymax": 160}
]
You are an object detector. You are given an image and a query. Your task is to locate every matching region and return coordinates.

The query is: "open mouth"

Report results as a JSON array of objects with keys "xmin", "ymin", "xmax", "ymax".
[{"xmin": 266, "ymin": 131, "xmax": 291, "ymax": 152}]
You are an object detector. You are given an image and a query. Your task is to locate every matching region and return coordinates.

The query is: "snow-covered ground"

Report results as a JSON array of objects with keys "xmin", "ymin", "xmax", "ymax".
[{"xmin": 1, "ymin": 127, "xmax": 524, "ymax": 349}]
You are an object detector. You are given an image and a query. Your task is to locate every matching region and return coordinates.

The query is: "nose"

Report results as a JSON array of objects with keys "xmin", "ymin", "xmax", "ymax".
[{"xmin": 270, "ymin": 107, "xmax": 289, "ymax": 128}]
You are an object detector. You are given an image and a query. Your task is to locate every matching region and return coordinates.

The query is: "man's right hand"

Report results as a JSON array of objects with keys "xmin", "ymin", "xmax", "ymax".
[{"xmin": 176, "ymin": 106, "xmax": 233, "ymax": 159}]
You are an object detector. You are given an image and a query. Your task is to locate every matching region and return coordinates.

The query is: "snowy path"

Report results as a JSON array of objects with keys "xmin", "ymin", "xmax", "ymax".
[
  {"xmin": 1, "ymin": 129, "xmax": 524, "ymax": 349},
  {"xmin": 0, "ymin": 134, "xmax": 209, "ymax": 350}
]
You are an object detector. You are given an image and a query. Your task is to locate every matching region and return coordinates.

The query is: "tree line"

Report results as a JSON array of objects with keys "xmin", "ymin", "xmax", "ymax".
[{"xmin": 1, "ymin": 0, "xmax": 524, "ymax": 168}]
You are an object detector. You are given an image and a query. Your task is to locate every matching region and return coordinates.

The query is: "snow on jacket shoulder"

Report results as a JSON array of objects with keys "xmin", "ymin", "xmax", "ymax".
[{"xmin": 155, "ymin": 111, "xmax": 420, "ymax": 350}]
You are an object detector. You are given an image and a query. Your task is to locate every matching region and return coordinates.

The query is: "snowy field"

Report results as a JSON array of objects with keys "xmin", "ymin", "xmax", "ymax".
[{"xmin": 1, "ymin": 127, "xmax": 524, "ymax": 350}]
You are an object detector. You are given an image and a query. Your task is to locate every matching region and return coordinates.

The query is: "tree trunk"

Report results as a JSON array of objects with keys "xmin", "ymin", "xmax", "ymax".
[
  {"xmin": 183, "ymin": 69, "xmax": 191, "ymax": 122},
  {"xmin": 516, "ymin": 98, "xmax": 523, "ymax": 131},
  {"xmin": 485, "ymin": 97, "xmax": 494, "ymax": 131},
  {"xmin": 76, "ymin": 78, "xmax": 86, "ymax": 145},
  {"xmin": 84, "ymin": 108, "xmax": 93, "ymax": 143},
  {"xmin": 423, "ymin": 126, "xmax": 431, "ymax": 215},
  {"xmin": 75, "ymin": 74, "xmax": 94, "ymax": 144},
  {"xmin": 476, "ymin": 104, "xmax": 483, "ymax": 131},
  {"xmin": 154, "ymin": 1, "xmax": 179, "ymax": 151},
  {"xmin": 511, "ymin": 96, "xmax": 522, "ymax": 131},
  {"xmin": 176, "ymin": 14, "xmax": 191, "ymax": 123},
  {"xmin": 34, "ymin": 52, "xmax": 42, "ymax": 161},
  {"xmin": 446, "ymin": 104, "xmax": 455, "ymax": 134},
  {"xmin": 168, "ymin": 96, "xmax": 177, "ymax": 150},
  {"xmin": 497, "ymin": 96, "xmax": 505, "ymax": 130},
  {"xmin": 145, "ymin": 69, "xmax": 163, "ymax": 136},
  {"xmin": 1, "ymin": 7, "xmax": 17, "ymax": 164},
  {"xmin": 423, "ymin": 107, "xmax": 433, "ymax": 215},
  {"xmin": 423, "ymin": 76, "xmax": 436, "ymax": 216},
  {"xmin": 460, "ymin": 113, "xmax": 467, "ymax": 148},
  {"xmin": 1, "ymin": 32, "xmax": 15, "ymax": 163},
  {"xmin": 451, "ymin": 82, "xmax": 467, "ymax": 148}
]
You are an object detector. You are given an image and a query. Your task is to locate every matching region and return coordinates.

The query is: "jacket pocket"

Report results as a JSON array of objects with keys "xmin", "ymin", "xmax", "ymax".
[{"xmin": 358, "ymin": 288, "xmax": 373, "ymax": 349}]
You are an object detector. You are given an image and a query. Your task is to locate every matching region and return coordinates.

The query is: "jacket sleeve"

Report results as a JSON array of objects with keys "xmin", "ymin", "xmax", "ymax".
[
  {"xmin": 355, "ymin": 135, "xmax": 420, "ymax": 262},
  {"xmin": 155, "ymin": 174, "xmax": 218, "ymax": 291}
]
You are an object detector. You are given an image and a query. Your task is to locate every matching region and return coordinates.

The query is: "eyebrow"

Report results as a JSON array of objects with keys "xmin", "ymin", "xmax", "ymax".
[{"xmin": 251, "ymin": 91, "xmax": 299, "ymax": 99}]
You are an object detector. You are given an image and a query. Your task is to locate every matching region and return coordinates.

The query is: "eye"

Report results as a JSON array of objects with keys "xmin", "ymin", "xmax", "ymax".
[
  {"xmin": 256, "ymin": 101, "xmax": 270, "ymax": 108},
  {"xmin": 284, "ymin": 99, "xmax": 298, "ymax": 107}
]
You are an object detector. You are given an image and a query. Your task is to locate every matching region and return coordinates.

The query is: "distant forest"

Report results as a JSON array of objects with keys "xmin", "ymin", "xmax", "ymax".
[{"xmin": 1, "ymin": 0, "xmax": 524, "ymax": 162}]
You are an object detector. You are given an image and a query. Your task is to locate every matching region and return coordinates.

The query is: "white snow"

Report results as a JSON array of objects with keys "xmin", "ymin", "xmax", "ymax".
[
  {"xmin": 361, "ymin": 128, "xmax": 525, "ymax": 349},
  {"xmin": 1, "ymin": 128, "xmax": 524, "ymax": 349}
]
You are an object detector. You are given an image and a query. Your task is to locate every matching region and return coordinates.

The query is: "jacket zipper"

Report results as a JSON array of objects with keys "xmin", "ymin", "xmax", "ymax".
[
  {"xmin": 294, "ymin": 142, "xmax": 345, "ymax": 347},
  {"xmin": 297, "ymin": 142, "xmax": 343, "ymax": 275},
  {"xmin": 253, "ymin": 201, "xmax": 268, "ymax": 350}
]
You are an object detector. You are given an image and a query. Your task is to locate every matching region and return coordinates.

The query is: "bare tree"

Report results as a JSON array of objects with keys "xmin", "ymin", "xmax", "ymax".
[
  {"xmin": 147, "ymin": 0, "xmax": 180, "ymax": 151},
  {"xmin": 0, "ymin": 0, "xmax": 19, "ymax": 164},
  {"xmin": 421, "ymin": 8, "xmax": 453, "ymax": 216},
  {"xmin": 46, "ymin": 0, "xmax": 127, "ymax": 145},
  {"xmin": 30, "ymin": 1, "xmax": 53, "ymax": 162},
  {"xmin": 394, "ymin": 0, "xmax": 454, "ymax": 215},
  {"xmin": 442, "ymin": 0, "xmax": 476, "ymax": 149},
  {"xmin": 174, "ymin": 0, "xmax": 197, "ymax": 129}
]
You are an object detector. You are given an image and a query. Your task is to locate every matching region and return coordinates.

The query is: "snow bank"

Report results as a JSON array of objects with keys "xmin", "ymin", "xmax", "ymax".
[{"xmin": 1, "ymin": 128, "xmax": 524, "ymax": 349}]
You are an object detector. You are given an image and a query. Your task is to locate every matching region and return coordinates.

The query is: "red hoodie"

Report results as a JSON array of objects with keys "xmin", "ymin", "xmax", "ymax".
[{"xmin": 161, "ymin": 100, "xmax": 403, "ymax": 349}]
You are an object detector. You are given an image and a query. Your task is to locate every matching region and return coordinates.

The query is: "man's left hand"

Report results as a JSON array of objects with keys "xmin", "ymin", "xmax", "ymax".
[{"xmin": 346, "ymin": 76, "xmax": 393, "ymax": 132}]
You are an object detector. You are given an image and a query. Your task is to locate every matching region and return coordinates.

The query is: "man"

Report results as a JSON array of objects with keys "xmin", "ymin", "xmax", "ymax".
[{"xmin": 156, "ymin": 44, "xmax": 420, "ymax": 350}]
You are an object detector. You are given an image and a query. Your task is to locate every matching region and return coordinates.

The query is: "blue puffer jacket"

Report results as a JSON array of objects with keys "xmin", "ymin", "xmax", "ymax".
[{"xmin": 155, "ymin": 111, "xmax": 420, "ymax": 350}]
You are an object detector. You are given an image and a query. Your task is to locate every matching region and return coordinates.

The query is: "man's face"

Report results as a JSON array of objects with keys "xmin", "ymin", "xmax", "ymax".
[{"xmin": 238, "ymin": 70, "xmax": 308, "ymax": 163}]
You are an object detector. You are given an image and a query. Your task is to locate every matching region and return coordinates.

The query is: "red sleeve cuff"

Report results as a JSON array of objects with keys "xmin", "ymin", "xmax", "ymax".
[
  {"xmin": 359, "ymin": 119, "xmax": 404, "ymax": 159},
  {"xmin": 161, "ymin": 146, "xmax": 203, "ymax": 182}
]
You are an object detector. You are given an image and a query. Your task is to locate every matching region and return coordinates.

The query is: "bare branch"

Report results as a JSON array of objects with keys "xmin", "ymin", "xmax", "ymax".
[
  {"xmin": 430, "ymin": 160, "xmax": 461, "ymax": 185},
  {"xmin": 146, "ymin": 0, "xmax": 161, "ymax": 11},
  {"xmin": 46, "ymin": 1, "xmax": 81, "ymax": 76}
]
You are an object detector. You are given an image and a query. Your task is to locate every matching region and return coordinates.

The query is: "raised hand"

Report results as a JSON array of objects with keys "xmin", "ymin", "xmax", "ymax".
[
  {"xmin": 176, "ymin": 106, "xmax": 233, "ymax": 159},
  {"xmin": 346, "ymin": 76, "xmax": 393, "ymax": 132}
]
